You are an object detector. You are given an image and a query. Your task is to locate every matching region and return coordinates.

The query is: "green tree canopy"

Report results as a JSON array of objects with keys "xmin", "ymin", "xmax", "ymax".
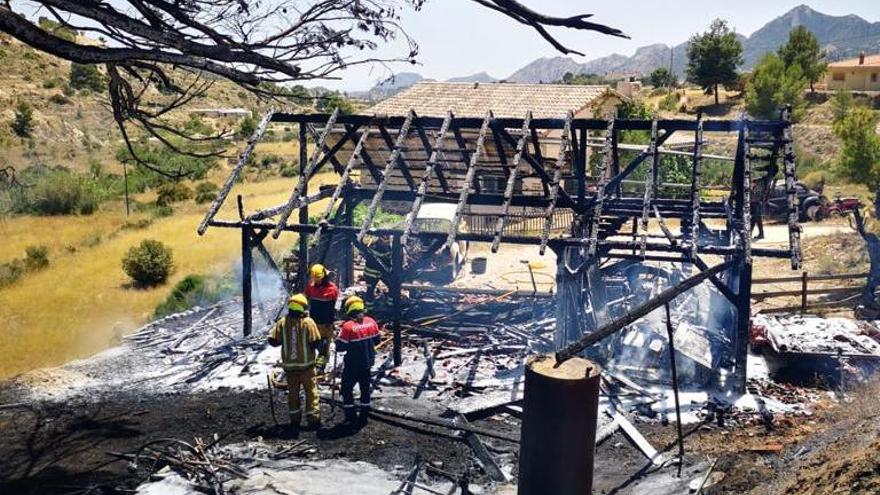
[
  {"xmin": 649, "ymin": 67, "xmax": 677, "ymax": 88},
  {"xmin": 317, "ymin": 92, "xmax": 355, "ymax": 114},
  {"xmin": 685, "ymin": 19, "xmax": 743, "ymax": 105},
  {"xmin": 745, "ymin": 53, "xmax": 807, "ymax": 119},
  {"xmin": 560, "ymin": 72, "xmax": 607, "ymax": 85},
  {"xmin": 777, "ymin": 26, "xmax": 827, "ymax": 93},
  {"xmin": 10, "ymin": 101, "xmax": 33, "ymax": 138},
  {"xmin": 833, "ymin": 106, "xmax": 880, "ymax": 196},
  {"xmin": 69, "ymin": 63, "xmax": 106, "ymax": 92}
]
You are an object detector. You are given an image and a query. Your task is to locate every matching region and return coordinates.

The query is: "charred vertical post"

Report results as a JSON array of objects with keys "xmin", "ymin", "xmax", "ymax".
[
  {"xmin": 730, "ymin": 123, "xmax": 753, "ymax": 393},
  {"xmin": 518, "ymin": 354, "xmax": 601, "ymax": 495},
  {"xmin": 297, "ymin": 122, "xmax": 310, "ymax": 290},
  {"xmin": 340, "ymin": 195, "xmax": 356, "ymax": 289},
  {"xmin": 241, "ymin": 224, "xmax": 253, "ymax": 337},
  {"xmin": 554, "ymin": 245, "xmax": 588, "ymax": 349},
  {"xmin": 391, "ymin": 233, "xmax": 404, "ymax": 366}
]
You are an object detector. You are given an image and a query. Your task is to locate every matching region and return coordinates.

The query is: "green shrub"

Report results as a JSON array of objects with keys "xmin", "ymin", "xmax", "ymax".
[
  {"xmin": 0, "ymin": 259, "xmax": 25, "ymax": 288},
  {"xmin": 121, "ymin": 218, "xmax": 153, "ymax": 230},
  {"xmin": 24, "ymin": 245, "xmax": 49, "ymax": 271},
  {"xmin": 155, "ymin": 182, "xmax": 193, "ymax": 206},
  {"xmin": 116, "ymin": 144, "xmax": 218, "ymax": 185},
  {"xmin": 49, "ymin": 93, "xmax": 71, "ymax": 105},
  {"xmin": 259, "ymin": 154, "xmax": 282, "ymax": 168},
  {"xmin": 69, "ymin": 63, "xmax": 105, "ymax": 92},
  {"xmin": 153, "ymin": 274, "xmax": 236, "ymax": 318},
  {"xmin": 152, "ymin": 205, "xmax": 174, "ymax": 218},
  {"xmin": 658, "ymin": 92, "xmax": 680, "ymax": 112},
  {"xmin": 28, "ymin": 172, "xmax": 98, "ymax": 215},
  {"xmin": 280, "ymin": 164, "xmax": 299, "ymax": 177},
  {"xmin": 11, "ymin": 102, "xmax": 34, "ymax": 138},
  {"xmin": 801, "ymin": 171, "xmax": 828, "ymax": 191},
  {"xmin": 122, "ymin": 239, "xmax": 174, "ymax": 287},
  {"xmin": 194, "ymin": 182, "xmax": 219, "ymax": 204},
  {"xmin": 42, "ymin": 79, "xmax": 57, "ymax": 89},
  {"xmin": 237, "ymin": 114, "xmax": 257, "ymax": 138}
]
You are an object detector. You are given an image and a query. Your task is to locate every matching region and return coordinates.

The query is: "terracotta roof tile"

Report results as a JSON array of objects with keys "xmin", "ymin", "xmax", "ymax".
[{"xmin": 368, "ymin": 81, "xmax": 617, "ymax": 118}]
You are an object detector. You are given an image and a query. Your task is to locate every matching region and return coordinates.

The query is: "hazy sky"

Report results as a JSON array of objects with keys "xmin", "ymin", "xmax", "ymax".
[{"xmin": 328, "ymin": 0, "xmax": 879, "ymax": 91}]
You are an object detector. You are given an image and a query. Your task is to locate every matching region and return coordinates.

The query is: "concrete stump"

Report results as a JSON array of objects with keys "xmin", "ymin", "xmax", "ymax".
[{"xmin": 518, "ymin": 354, "xmax": 601, "ymax": 495}]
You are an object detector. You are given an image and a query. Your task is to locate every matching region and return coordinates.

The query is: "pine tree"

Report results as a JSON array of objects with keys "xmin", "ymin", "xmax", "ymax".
[
  {"xmin": 778, "ymin": 26, "xmax": 827, "ymax": 93},
  {"xmin": 685, "ymin": 19, "xmax": 743, "ymax": 105},
  {"xmin": 745, "ymin": 53, "xmax": 807, "ymax": 119}
]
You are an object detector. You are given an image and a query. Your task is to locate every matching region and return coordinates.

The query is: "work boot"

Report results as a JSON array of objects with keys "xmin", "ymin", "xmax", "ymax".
[
  {"xmin": 358, "ymin": 404, "xmax": 371, "ymax": 424},
  {"xmin": 289, "ymin": 412, "xmax": 302, "ymax": 428},
  {"xmin": 343, "ymin": 406, "xmax": 358, "ymax": 424},
  {"xmin": 305, "ymin": 415, "xmax": 321, "ymax": 430}
]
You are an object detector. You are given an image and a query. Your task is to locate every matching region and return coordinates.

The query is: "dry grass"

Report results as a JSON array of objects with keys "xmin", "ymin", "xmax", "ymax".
[{"xmin": 0, "ymin": 173, "xmax": 337, "ymax": 378}]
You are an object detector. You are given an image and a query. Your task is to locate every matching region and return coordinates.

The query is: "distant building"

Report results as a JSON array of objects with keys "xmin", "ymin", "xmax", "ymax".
[
  {"xmin": 190, "ymin": 108, "xmax": 252, "ymax": 120},
  {"xmin": 615, "ymin": 77, "xmax": 643, "ymax": 98},
  {"xmin": 823, "ymin": 52, "xmax": 880, "ymax": 92}
]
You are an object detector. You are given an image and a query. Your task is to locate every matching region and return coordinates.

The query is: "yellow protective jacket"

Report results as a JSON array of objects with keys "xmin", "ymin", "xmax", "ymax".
[{"xmin": 269, "ymin": 314, "xmax": 321, "ymax": 371}]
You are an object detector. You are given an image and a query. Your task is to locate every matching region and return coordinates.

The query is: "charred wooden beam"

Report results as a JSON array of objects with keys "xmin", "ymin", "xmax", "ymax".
[
  {"xmin": 529, "ymin": 125, "xmax": 550, "ymax": 196},
  {"xmin": 588, "ymin": 119, "xmax": 614, "ymax": 256},
  {"xmin": 377, "ymin": 122, "xmax": 417, "ymax": 191},
  {"xmin": 358, "ymin": 110, "xmax": 416, "ymax": 242},
  {"xmin": 445, "ymin": 112, "xmax": 493, "ymax": 250},
  {"xmin": 539, "ymin": 111, "xmax": 573, "ymax": 255},
  {"xmin": 273, "ymin": 113, "xmax": 789, "ymax": 134},
  {"xmin": 198, "ymin": 110, "xmax": 273, "ymax": 235},
  {"xmin": 555, "ymin": 260, "xmax": 732, "ymax": 362},
  {"xmin": 272, "ymin": 108, "xmax": 340, "ymax": 238},
  {"xmin": 639, "ymin": 120, "xmax": 660, "ymax": 257},
  {"xmin": 312, "ymin": 129, "xmax": 372, "ymax": 248},
  {"xmin": 782, "ymin": 106, "xmax": 803, "ymax": 270},
  {"xmin": 688, "ymin": 115, "xmax": 704, "ymax": 258},
  {"xmin": 742, "ymin": 123, "xmax": 754, "ymax": 264},
  {"xmin": 605, "ymin": 129, "xmax": 675, "ymax": 196},
  {"xmin": 401, "ymin": 112, "xmax": 454, "ymax": 246},
  {"xmin": 413, "ymin": 119, "xmax": 451, "ymax": 193},
  {"xmin": 307, "ymin": 122, "xmax": 360, "ymax": 174},
  {"xmin": 492, "ymin": 112, "xmax": 532, "ymax": 253},
  {"xmin": 499, "ymin": 127, "xmax": 576, "ymax": 206}
]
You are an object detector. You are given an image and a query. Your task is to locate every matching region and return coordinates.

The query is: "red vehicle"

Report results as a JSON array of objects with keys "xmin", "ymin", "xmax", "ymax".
[{"xmin": 823, "ymin": 193, "xmax": 863, "ymax": 218}]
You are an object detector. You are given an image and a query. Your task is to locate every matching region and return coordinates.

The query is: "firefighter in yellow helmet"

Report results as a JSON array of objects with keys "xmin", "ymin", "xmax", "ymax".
[
  {"xmin": 336, "ymin": 295, "xmax": 381, "ymax": 424},
  {"xmin": 304, "ymin": 263, "xmax": 339, "ymax": 372},
  {"xmin": 268, "ymin": 293, "xmax": 322, "ymax": 428}
]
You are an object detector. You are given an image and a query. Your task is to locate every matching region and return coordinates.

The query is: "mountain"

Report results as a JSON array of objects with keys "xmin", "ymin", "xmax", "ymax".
[
  {"xmin": 350, "ymin": 72, "xmax": 428, "ymax": 99},
  {"xmin": 505, "ymin": 57, "xmax": 584, "ymax": 83},
  {"xmin": 504, "ymin": 5, "xmax": 880, "ymax": 83},
  {"xmin": 446, "ymin": 72, "xmax": 497, "ymax": 83},
  {"xmin": 744, "ymin": 4, "xmax": 880, "ymax": 65}
]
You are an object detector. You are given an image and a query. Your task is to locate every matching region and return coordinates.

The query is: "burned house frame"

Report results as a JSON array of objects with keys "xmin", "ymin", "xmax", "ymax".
[{"xmin": 198, "ymin": 107, "xmax": 803, "ymax": 394}]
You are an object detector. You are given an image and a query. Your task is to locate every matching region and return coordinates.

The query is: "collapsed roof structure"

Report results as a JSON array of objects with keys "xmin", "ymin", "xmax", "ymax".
[{"xmin": 198, "ymin": 97, "xmax": 803, "ymax": 397}]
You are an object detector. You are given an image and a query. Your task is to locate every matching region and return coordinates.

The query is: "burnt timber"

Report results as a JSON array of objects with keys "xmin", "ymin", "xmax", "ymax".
[{"xmin": 199, "ymin": 110, "xmax": 803, "ymax": 393}]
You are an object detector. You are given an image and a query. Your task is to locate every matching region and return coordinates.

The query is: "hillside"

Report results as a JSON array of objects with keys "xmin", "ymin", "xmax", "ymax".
[{"xmin": 0, "ymin": 34, "xmax": 262, "ymax": 174}]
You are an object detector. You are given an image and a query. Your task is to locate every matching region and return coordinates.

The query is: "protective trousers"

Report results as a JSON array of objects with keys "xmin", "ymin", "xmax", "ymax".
[
  {"xmin": 316, "ymin": 322, "xmax": 334, "ymax": 364},
  {"xmin": 341, "ymin": 365, "xmax": 371, "ymax": 420},
  {"xmin": 286, "ymin": 368, "xmax": 319, "ymax": 423}
]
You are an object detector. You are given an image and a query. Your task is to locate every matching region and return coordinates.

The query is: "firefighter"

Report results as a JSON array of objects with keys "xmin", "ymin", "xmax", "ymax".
[
  {"xmin": 304, "ymin": 263, "xmax": 339, "ymax": 371},
  {"xmin": 336, "ymin": 295, "xmax": 381, "ymax": 423},
  {"xmin": 268, "ymin": 293, "xmax": 322, "ymax": 428},
  {"xmin": 364, "ymin": 237, "xmax": 391, "ymax": 301}
]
